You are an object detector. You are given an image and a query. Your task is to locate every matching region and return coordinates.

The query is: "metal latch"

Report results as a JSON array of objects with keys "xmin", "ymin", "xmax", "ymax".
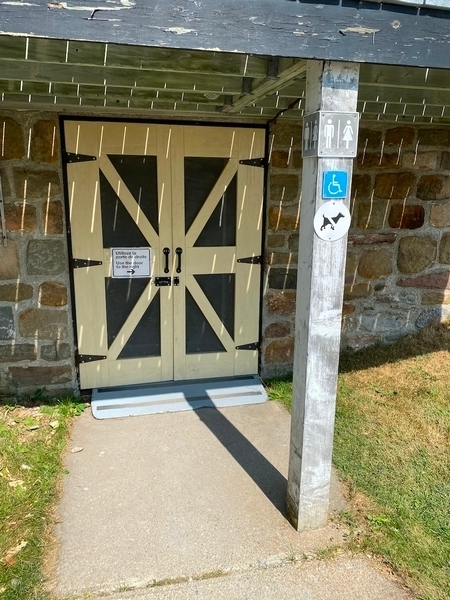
[{"xmin": 154, "ymin": 277, "xmax": 172, "ymax": 286}]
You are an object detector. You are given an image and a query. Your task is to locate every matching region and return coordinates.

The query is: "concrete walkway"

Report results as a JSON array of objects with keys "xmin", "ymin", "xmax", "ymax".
[{"xmin": 50, "ymin": 401, "xmax": 412, "ymax": 600}]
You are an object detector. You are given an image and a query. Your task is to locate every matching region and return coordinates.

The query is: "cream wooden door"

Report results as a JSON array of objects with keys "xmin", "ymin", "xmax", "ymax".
[{"xmin": 64, "ymin": 121, "xmax": 265, "ymax": 389}]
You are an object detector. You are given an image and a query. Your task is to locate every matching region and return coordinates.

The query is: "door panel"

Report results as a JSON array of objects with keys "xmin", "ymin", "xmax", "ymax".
[{"xmin": 64, "ymin": 121, "xmax": 264, "ymax": 389}]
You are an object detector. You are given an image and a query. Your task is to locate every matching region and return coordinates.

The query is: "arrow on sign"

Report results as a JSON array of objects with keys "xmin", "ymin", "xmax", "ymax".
[{"xmin": 127, "ymin": 269, "xmax": 135, "ymax": 275}]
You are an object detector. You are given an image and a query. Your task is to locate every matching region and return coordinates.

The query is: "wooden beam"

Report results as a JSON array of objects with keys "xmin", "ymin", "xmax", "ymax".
[
  {"xmin": 2, "ymin": 1, "xmax": 450, "ymax": 69},
  {"xmin": 222, "ymin": 62, "xmax": 307, "ymax": 113}
]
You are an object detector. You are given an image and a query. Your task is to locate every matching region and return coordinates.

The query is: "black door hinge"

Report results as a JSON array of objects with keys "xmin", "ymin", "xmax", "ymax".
[
  {"xmin": 236, "ymin": 341, "xmax": 260, "ymax": 350},
  {"xmin": 239, "ymin": 157, "xmax": 265, "ymax": 168},
  {"xmin": 237, "ymin": 255, "xmax": 262, "ymax": 265},
  {"xmin": 72, "ymin": 258, "xmax": 103, "ymax": 269},
  {"xmin": 64, "ymin": 152, "xmax": 97, "ymax": 164},
  {"xmin": 76, "ymin": 353, "xmax": 107, "ymax": 366}
]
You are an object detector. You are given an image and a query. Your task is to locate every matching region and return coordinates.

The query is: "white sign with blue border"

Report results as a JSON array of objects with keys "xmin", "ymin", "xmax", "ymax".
[{"xmin": 322, "ymin": 171, "xmax": 348, "ymax": 199}]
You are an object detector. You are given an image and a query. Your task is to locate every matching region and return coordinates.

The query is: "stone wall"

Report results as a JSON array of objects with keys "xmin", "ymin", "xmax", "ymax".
[
  {"xmin": 261, "ymin": 122, "xmax": 450, "ymax": 378},
  {"xmin": 0, "ymin": 111, "xmax": 76, "ymax": 393}
]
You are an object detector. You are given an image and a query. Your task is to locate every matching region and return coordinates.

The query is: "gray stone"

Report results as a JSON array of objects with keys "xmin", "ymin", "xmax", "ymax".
[
  {"xmin": 0, "ymin": 307, "xmax": 14, "ymax": 340},
  {"xmin": 416, "ymin": 306, "xmax": 450, "ymax": 329},
  {"xmin": 41, "ymin": 343, "xmax": 72, "ymax": 362},
  {"xmin": 268, "ymin": 268, "xmax": 297, "ymax": 290},
  {"xmin": 0, "ymin": 241, "xmax": 20, "ymax": 280},
  {"xmin": 0, "ymin": 283, "xmax": 33, "ymax": 302},
  {"xmin": 27, "ymin": 240, "xmax": 67, "ymax": 275},
  {"xmin": 397, "ymin": 236, "xmax": 437, "ymax": 274},
  {"xmin": 9, "ymin": 365, "xmax": 72, "ymax": 386},
  {"xmin": 0, "ymin": 344, "xmax": 36, "ymax": 362},
  {"xmin": 359, "ymin": 312, "xmax": 407, "ymax": 334},
  {"xmin": 19, "ymin": 308, "xmax": 68, "ymax": 340}
]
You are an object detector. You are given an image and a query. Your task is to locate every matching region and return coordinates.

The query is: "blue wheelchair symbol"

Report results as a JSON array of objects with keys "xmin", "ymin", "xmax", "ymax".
[{"xmin": 322, "ymin": 171, "xmax": 348, "ymax": 199}]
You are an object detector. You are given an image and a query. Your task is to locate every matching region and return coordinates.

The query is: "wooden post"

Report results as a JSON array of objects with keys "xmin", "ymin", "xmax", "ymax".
[{"xmin": 286, "ymin": 60, "xmax": 360, "ymax": 531}]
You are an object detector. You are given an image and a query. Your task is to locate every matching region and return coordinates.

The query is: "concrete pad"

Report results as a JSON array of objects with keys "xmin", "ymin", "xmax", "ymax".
[
  {"xmin": 53, "ymin": 402, "xmax": 345, "ymax": 597},
  {"xmin": 86, "ymin": 557, "xmax": 413, "ymax": 600}
]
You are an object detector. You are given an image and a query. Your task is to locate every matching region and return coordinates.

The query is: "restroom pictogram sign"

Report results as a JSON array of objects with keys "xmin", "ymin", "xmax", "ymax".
[{"xmin": 302, "ymin": 111, "xmax": 359, "ymax": 158}]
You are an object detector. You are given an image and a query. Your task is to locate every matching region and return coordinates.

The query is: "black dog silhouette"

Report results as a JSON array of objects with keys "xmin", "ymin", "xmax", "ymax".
[{"xmin": 320, "ymin": 212, "xmax": 345, "ymax": 231}]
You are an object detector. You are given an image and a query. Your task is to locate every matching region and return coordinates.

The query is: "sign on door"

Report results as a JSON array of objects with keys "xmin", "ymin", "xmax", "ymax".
[{"xmin": 112, "ymin": 248, "xmax": 152, "ymax": 278}]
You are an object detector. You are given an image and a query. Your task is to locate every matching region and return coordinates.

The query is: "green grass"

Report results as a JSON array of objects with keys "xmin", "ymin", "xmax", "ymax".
[
  {"xmin": 266, "ymin": 322, "xmax": 450, "ymax": 600},
  {"xmin": 0, "ymin": 393, "xmax": 85, "ymax": 600}
]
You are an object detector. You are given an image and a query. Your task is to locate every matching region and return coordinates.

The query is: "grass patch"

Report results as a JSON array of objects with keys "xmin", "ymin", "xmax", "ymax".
[
  {"xmin": 0, "ymin": 392, "xmax": 85, "ymax": 600},
  {"xmin": 266, "ymin": 321, "xmax": 450, "ymax": 600}
]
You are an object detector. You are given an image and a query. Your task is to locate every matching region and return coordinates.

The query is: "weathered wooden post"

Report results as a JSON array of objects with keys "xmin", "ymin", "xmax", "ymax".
[{"xmin": 286, "ymin": 60, "xmax": 360, "ymax": 531}]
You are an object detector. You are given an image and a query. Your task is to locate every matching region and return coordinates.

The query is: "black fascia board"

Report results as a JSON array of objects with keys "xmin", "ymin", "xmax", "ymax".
[{"xmin": 1, "ymin": 0, "xmax": 450, "ymax": 70}]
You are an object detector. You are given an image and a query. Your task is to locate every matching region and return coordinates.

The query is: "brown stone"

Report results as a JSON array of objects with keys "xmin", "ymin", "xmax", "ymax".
[
  {"xmin": 271, "ymin": 150, "xmax": 289, "ymax": 168},
  {"xmin": 388, "ymin": 204, "xmax": 424, "ymax": 229},
  {"xmin": 265, "ymin": 252, "xmax": 297, "ymax": 266},
  {"xmin": 43, "ymin": 200, "xmax": 64, "ymax": 234},
  {"xmin": 441, "ymin": 151, "xmax": 450, "ymax": 171},
  {"xmin": 268, "ymin": 204, "xmax": 300, "ymax": 231},
  {"xmin": 292, "ymin": 151, "xmax": 302, "ymax": 169},
  {"xmin": 13, "ymin": 169, "xmax": 61, "ymax": 200},
  {"xmin": 0, "ymin": 344, "xmax": 36, "ymax": 362},
  {"xmin": 9, "ymin": 365, "xmax": 72, "ymax": 386},
  {"xmin": 264, "ymin": 321, "xmax": 290, "ymax": 338},
  {"xmin": 3, "ymin": 203, "xmax": 37, "ymax": 232},
  {"xmin": 439, "ymin": 232, "xmax": 450, "ymax": 264},
  {"xmin": 358, "ymin": 248, "xmax": 393, "ymax": 280},
  {"xmin": 357, "ymin": 128, "xmax": 382, "ymax": 149},
  {"xmin": 374, "ymin": 172, "xmax": 415, "ymax": 199},
  {"xmin": 266, "ymin": 233, "xmax": 285, "ymax": 249},
  {"xmin": 357, "ymin": 152, "xmax": 399, "ymax": 170},
  {"xmin": 19, "ymin": 308, "xmax": 68, "ymax": 340},
  {"xmin": 401, "ymin": 152, "xmax": 438, "ymax": 170},
  {"xmin": 266, "ymin": 291, "xmax": 296, "ymax": 316},
  {"xmin": 344, "ymin": 283, "xmax": 372, "ymax": 300},
  {"xmin": 348, "ymin": 233, "xmax": 396, "ymax": 245},
  {"xmin": 356, "ymin": 199, "xmax": 390, "ymax": 230},
  {"xmin": 430, "ymin": 204, "xmax": 450, "ymax": 228},
  {"xmin": 417, "ymin": 175, "xmax": 450, "ymax": 201},
  {"xmin": 0, "ymin": 241, "xmax": 19, "ymax": 280},
  {"xmin": 345, "ymin": 253, "xmax": 358, "ymax": 277},
  {"xmin": 39, "ymin": 282, "xmax": 67, "ymax": 307},
  {"xmin": 0, "ymin": 283, "xmax": 33, "ymax": 302},
  {"xmin": 0, "ymin": 117, "xmax": 24, "ymax": 160},
  {"xmin": 385, "ymin": 127, "xmax": 415, "ymax": 147},
  {"xmin": 264, "ymin": 337, "xmax": 295, "ymax": 364},
  {"xmin": 351, "ymin": 174, "xmax": 372, "ymax": 199},
  {"xmin": 421, "ymin": 291, "xmax": 450, "ymax": 305},
  {"xmin": 398, "ymin": 271, "xmax": 450, "ymax": 289},
  {"xmin": 268, "ymin": 268, "xmax": 297, "ymax": 290},
  {"xmin": 417, "ymin": 128, "xmax": 450, "ymax": 147},
  {"xmin": 288, "ymin": 232, "xmax": 299, "ymax": 253},
  {"xmin": 271, "ymin": 123, "xmax": 302, "ymax": 147},
  {"xmin": 269, "ymin": 174, "xmax": 300, "ymax": 206},
  {"xmin": 397, "ymin": 236, "xmax": 437, "ymax": 274},
  {"xmin": 342, "ymin": 303, "xmax": 355, "ymax": 316},
  {"xmin": 30, "ymin": 120, "xmax": 59, "ymax": 163},
  {"xmin": 0, "ymin": 169, "xmax": 11, "ymax": 197}
]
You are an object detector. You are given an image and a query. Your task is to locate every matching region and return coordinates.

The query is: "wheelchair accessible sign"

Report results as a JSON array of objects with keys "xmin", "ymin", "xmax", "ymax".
[{"xmin": 322, "ymin": 170, "xmax": 348, "ymax": 200}]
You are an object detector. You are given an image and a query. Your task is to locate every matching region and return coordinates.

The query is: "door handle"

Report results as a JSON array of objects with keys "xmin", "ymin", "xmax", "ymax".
[
  {"xmin": 163, "ymin": 247, "xmax": 170, "ymax": 274},
  {"xmin": 175, "ymin": 247, "xmax": 183, "ymax": 273}
]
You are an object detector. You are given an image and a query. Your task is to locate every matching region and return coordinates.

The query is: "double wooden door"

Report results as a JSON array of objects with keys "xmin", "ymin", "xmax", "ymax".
[{"xmin": 64, "ymin": 121, "xmax": 265, "ymax": 389}]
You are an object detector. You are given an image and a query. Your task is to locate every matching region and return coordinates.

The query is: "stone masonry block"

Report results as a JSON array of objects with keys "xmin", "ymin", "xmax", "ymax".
[
  {"xmin": 268, "ymin": 205, "xmax": 300, "ymax": 231},
  {"xmin": 441, "ymin": 152, "xmax": 450, "ymax": 171},
  {"xmin": 417, "ymin": 175, "xmax": 450, "ymax": 201},
  {"xmin": 0, "ymin": 283, "xmax": 33, "ymax": 302},
  {"xmin": 0, "ymin": 117, "xmax": 25, "ymax": 160},
  {"xmin": 14, "ymin": 169, "xmax": 61, "ymax": 200},
  {"xmin": 288, "ymin": 232, "xmax": 299, "ymax": 253},
  {"xmin": 39, "ymin": 282, "xmax": 68, "ymax": 306},
  {"xmin": 358, "ymin": 248, "xmax": 393, "ymax": 280},
  {"xmin": 357, "ymin": 152, "xmax": 399, "ymax": 170},
  {"xmin": 19, "ymin": 308, "xmax": 68, "ymax": 340},
  {"xmin": 351, "ymin": 174, "xmax": 372, "ymax": 200},
  {"xmin": 401, "ymin": 152, "xmax": 438, "ymax": 170},
  {"xmin": 417, "ymin": 128, "xmax": 450, "ymax": 147},
  {"xmin": 266, "ymin": 233, "xmax": 286, "ymax": 249},
  {"xmin": 431, "ymin": 204, "xmax": 450, "ymax": 227},
  {"xmin": 398, "ymin": 271, "xmax": 450, "ymax": 290},
  {"xmin": 0, "ymin": 168, "xmax": 12, "ymax": 197},
  {"xmin": 358, "ymin": 128, "xmax": 382, "ymax": 149},
  {"xmin": 0, "ymin": 307, "xmax": 14, "ymax": 340},
  {"xmin": 397, "ymin": 236, "xmax": 437, "ymax": 274},
  {"xmin": 9, "ymin": 365, "xmax": 72, "ymax": 386},
  {"xmin": 30, "ymin": 120, "xmax": 59, "ymax": 163},
  {"xmin": 27, "ymin": 240, "xmax": 67, "ymax": 275},
  {"xmin": 40, "ymin": 342, "xmax": 72, "ymax": 362},
  {"xmin": 264, "ymin": 322, "xmax": 291, "ymax": 338},
  {"xmin": 269, "ymin": 174, "xmax": 300, "ymax": 206},
  {"xmin": 4, "ymin": 202, "xmax": 37, "ymax": 232},
  {"xmin": 374, "ymin": 172, "xmax": 416, "ymax": 199},
  {"xmin": 388, "ymin": 204, "xmax": 424, "ymax": 229},
  {"xmin": 264, "ymin": 337, "xmax": 295, "ymax": 364},
  {"xmin": 271, "ymin": 150, "xmax": 289, "ymax": 168},
  {"xmin": 0, "ymin": 343, "xmax": 36, "ymax": 362},
  {"xmin": 268, "ymin": 268, "xmax": 297, "ymax": 290},
  {"xmin": 43, "ymin": 200, "xmax": 64, "ymax": 234},
  {"xmin": 0, "ymin": 241, "xmax": 19, "ymax": 280},
  {"xmin": 266, "ymin": 291, "xmax": 296, "ymax": 316},
  {"xmin": 356, "ymin": 199, "xmax": 390, "ymax": 230},
  {"xmin": 439, "ymin": 232, "xmax": 450, "ymax": 264},
  {"xmin": 270, "ymin": 123, "xmax": 302, "ymax": 147},
  {"xmin": 344, "ymin": 283, "xmax": 372, "ymax": 300},
  {"xmin": 421, "ymin": 291, "xmax": 450, "ymax": 305},
  {"xmin": 385, "ymin": 127, "xmax": 415, "ymax": 147}
]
